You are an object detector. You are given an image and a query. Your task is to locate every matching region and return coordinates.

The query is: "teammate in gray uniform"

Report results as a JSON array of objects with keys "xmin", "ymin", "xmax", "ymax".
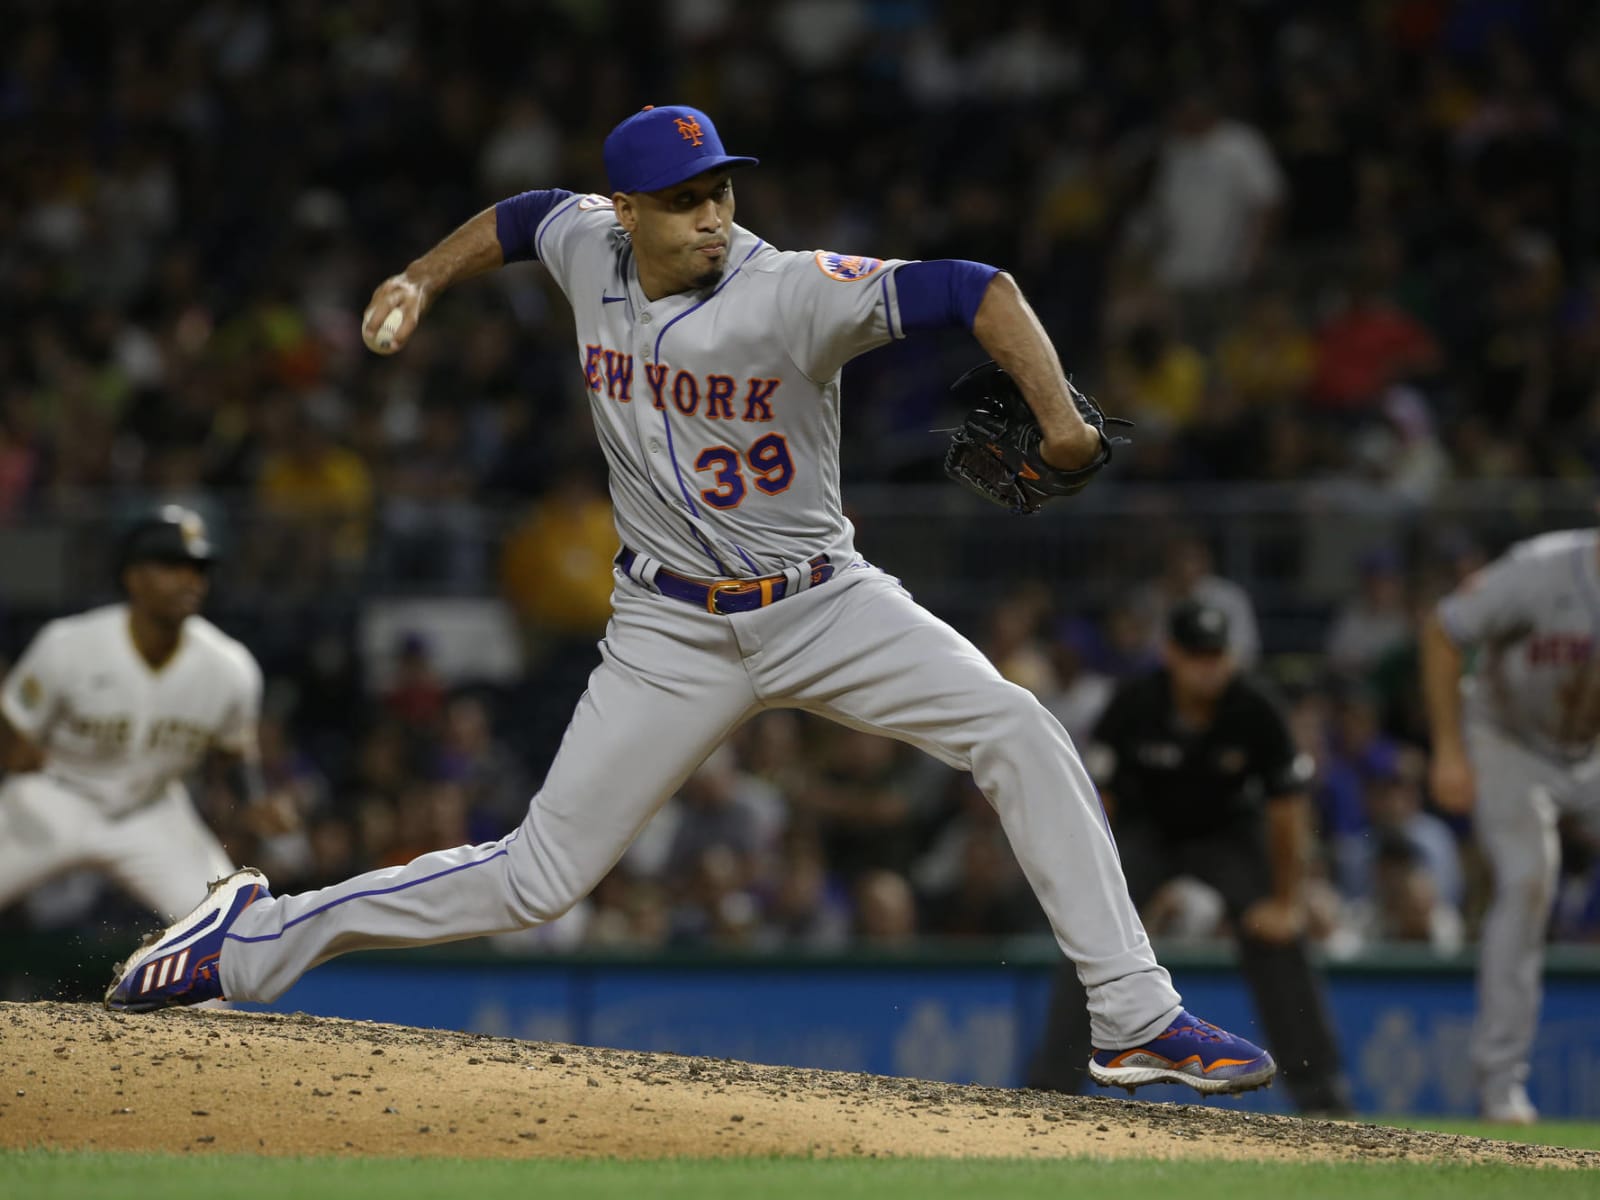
[
  {"xmin": 106, "ymin": 106, "xmax": 1275, "ymax": 1097},
  {"xmin": 1423, "ymin": 527, "xmax": 1600, "ymax": 1123}
]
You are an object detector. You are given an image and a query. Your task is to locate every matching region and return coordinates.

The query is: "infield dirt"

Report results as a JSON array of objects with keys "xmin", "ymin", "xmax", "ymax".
[{"xmin": 1, "ymin": 1001, "xmax": 1593, "ymax": 1167}]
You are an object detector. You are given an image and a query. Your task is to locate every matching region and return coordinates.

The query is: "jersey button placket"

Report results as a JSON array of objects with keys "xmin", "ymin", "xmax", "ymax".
[
  {"xmin": 637, "ymin": 313, "xmax": 666, "ymax": 460},
  {"xmin": 638, "ymin": 308, "xmax": 684, "ymax": 502}
]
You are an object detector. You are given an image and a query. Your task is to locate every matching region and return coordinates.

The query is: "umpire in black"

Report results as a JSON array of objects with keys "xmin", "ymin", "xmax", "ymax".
[{"xmin": 1028, "ymin": 599, "xmax": 1350, "ymax": 1114}]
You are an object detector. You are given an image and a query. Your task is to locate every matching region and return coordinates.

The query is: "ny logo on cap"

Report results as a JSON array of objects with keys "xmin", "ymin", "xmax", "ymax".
[{"xmin": 675, "ymin": 116, "xmax": 704, "ymax": 146}]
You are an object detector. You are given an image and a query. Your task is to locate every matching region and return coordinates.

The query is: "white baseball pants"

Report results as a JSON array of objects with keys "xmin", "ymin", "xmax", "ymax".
[{"xmin": 0, "ymin": 775, "xmax": 234, "ymax": 921}]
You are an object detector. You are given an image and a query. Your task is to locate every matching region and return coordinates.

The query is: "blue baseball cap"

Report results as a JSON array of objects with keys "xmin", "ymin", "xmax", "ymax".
[{"xmin": 603, "ymin": 105, "xmax": 758, "ymax": 195}]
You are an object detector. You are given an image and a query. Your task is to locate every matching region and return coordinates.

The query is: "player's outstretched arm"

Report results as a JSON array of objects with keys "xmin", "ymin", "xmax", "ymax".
[
  {"xmin": 970, "ymin": 273, "xmax": 1100, "ymax": 471},
  {"xmin": 214, "ymin": 746, "xmax": 300, "ymax": 836},
  {"xmin": 361, "ymin": 207, "xmax": 505, "ymax": 356},
  {"xmin": 1242, "ymin": 792, "xmax": 1312, "ymax": 943}
]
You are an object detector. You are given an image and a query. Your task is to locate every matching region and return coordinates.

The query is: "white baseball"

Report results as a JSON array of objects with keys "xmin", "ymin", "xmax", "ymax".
[{"xmin": 375, "ymin": 307, "xmax": 405, "ymax": 352}]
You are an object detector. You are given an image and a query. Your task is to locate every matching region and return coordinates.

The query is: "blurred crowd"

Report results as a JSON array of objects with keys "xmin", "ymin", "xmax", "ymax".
[
  {"xmin": 5, "ymin": 0, "xmax": 1600, "ymax": 536},
  {"xmin": 6, "ymin": 0, "xmax": 1600, "ymax": 952}
]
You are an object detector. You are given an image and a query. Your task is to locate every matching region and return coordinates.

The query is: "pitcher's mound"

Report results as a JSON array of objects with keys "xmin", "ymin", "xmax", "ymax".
[{"xmin": 1, "ymin": 1002, "xmax": 1590, "ymax": 1167}]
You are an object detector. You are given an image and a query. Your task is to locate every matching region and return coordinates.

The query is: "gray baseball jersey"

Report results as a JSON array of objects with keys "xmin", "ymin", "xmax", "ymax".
[
  {"xmin": 537, "ymin": 193, "xmax": 908, "ymax": 578},
  {"xmin": 194, "ymin": 191, "xmax": 1190, "ymax": 1056},
  {"xmin": 1438, "ymin": 528, "xmax": 1600, "ymax": 762}
]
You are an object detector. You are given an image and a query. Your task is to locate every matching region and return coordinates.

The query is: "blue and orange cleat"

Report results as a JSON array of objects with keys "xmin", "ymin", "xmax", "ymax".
[
  {"xmin": 1089, "ymin": 1008, "xmax": 1277, "ymax": 1095},
  {"xmin": 104, "ymin": 868, "xmax": 270, "ymax": 1012}
]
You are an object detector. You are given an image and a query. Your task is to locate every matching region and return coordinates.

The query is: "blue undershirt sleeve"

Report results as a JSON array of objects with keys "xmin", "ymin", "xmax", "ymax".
[
  {"xmin": 893, "ymin": 259, "xmax": 1002, "ymax": 333},
  {"xmin": 494, "ymin": 189, "xmax": 576, "ymax": 264}
]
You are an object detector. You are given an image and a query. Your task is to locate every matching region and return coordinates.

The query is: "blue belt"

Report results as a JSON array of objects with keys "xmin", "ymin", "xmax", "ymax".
[{"xmin": 619, "ymin": 547, "xmax": 834, "ymax": 615}]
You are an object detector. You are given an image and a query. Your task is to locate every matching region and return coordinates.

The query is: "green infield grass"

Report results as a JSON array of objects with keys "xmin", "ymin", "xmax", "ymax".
[
  {"xmin": 1369, "ymin": 1117, "xmax": 1600, "ymax": 1151},
  {"xmin": 5, "ymin": 1145, "xmax": 1597, "ymax": 1200}
]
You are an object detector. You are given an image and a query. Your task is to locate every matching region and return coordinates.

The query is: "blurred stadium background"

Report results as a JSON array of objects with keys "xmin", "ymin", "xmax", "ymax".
[{"xmin": 3, "ymin": 0, "xmax": 1600, "ymax": 1116}]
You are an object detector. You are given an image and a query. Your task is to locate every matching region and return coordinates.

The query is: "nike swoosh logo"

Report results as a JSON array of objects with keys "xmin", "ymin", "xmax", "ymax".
[{"xmin": 602, "ymin": 295, "xmax": 627, "ymax": 304}]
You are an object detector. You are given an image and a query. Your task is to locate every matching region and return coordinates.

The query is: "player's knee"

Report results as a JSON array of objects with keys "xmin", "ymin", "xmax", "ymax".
[
  {"xmin": 523, "ymin": 893, "xmax": 584, "ymax": 926},
  {"xmin": 505, "ymin": 875, "xmax": 585, "ymax": 926},
  {"xmin": 503, "ymin": 854, "xmax": 593, "ymax": 926},
  {"xmin": 1493, "ymin": 861, "xmax": 1557, "ymax": 917},
  {"xmin": 1520, "ymin": 870, "xmax": 1556, "ymax": 916},
  {"xmin": 976, "ymin": 681, "xmax": 1060, "ymax": 752},
  {"xmin": 1006, "ymin": 681, "xmax": 1060, "ymax": 735}
]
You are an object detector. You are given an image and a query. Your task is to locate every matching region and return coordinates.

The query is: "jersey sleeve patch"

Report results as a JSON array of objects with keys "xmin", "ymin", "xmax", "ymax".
[
  {"xmin": 814, "ymin": 250, "xmax": 884, "ymax": 282},
  {"xmin": 577, "ymin": 193, "xmax": 615, "ymax": 211}
]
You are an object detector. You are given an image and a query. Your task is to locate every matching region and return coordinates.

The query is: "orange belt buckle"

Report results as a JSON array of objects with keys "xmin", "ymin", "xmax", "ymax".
[
  {"xmin": 705, "ymin": 575, "xmax": 780, "ymax": 614},
  {"xmin": 705, "ymin": 579, "xmax": 739, "ymax": 613}
]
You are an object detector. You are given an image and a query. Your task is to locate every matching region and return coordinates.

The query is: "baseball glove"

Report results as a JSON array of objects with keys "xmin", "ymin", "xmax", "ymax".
[{"xmin": 943, "ymin": 360, "xmax": 1133, "ymax": 514}]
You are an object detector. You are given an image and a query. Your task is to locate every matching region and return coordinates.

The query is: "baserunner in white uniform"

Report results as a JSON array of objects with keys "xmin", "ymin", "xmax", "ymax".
[
  {"xmin": 106, "ymin": 106, "xmax": 1275, "ymax": 1097},
  {"xmin": 1422, "ymin": 527, "xmax": 1600, "ymax": 1123},
  {"xmin": 0, "ymin": 507, "xmax": 285, "ymax": 923}
]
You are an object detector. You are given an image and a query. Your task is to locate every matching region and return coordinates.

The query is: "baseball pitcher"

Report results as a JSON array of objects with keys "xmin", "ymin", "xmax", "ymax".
[{"xmin": 105, "ymin": 107, "xmax": 1275, "ymax": 1097}]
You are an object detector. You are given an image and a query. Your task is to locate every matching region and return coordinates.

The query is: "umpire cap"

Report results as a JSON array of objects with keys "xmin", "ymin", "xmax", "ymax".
[
  {"xmin": 118, "ymin": 505, "xmax": 216, "ymax": 579},
  {"xmin": 1167, "ymin": 598, "xmax": 1230, "ymax": 654}
]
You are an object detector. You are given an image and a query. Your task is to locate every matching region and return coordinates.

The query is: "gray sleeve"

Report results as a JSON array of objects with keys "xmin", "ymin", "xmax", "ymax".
[
  {"xmin": 775, "ymin": 251, "xmax": 910, "ymax": 382},
  {"xmin": 534, "ymin": 194, "xmax": 620, "ymax": 296},
  {"xmin": 1436, "ymin": 554, "xmax": 1532, "ymax": 646}
]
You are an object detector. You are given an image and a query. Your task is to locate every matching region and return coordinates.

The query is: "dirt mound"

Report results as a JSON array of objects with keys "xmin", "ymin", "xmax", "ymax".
[{"xmin": 0, "ymin": 1002, "xmax": 1591, "ymax": 1167}]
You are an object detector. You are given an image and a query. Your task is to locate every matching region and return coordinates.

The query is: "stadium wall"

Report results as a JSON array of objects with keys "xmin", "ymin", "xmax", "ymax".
[{"xmin": 232, "ymin": 942, "xmax": 1600, "ymax": 1118}]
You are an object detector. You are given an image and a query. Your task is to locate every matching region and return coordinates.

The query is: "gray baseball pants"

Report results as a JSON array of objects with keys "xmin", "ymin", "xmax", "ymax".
[
  {"xmin": 219, "ymin": 565, "xmax": 1182, "ymax": 1048},
  {"xmin": 1465, "ymin": 720, "xmax": 1600, "ymax": 1104}
]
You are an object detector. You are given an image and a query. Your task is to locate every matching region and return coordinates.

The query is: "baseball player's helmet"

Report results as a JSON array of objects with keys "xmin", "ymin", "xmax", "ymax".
[{"xmin": 117, "ymin": 505, "xmax": 217, "ymax": 584}]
